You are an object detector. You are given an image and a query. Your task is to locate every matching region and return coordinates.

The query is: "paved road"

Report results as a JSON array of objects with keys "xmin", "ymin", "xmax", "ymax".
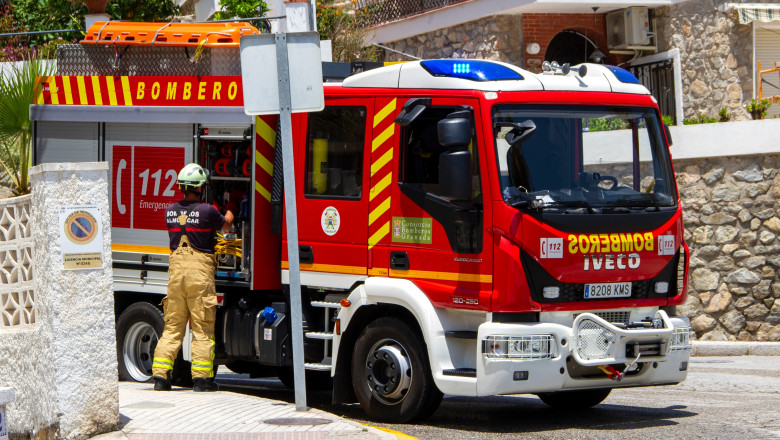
[{"xmin": 217, "ymin": 356, "xmax": 780, "ymax": 440}]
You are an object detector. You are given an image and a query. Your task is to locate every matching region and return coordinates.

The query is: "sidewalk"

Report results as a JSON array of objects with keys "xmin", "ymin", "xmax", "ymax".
[{"xmin": 95, "ymin": 381, "xmax": 402, "ymax": 440}]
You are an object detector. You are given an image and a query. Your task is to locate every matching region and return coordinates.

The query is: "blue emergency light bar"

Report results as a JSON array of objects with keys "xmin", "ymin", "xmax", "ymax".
[
  {"xmin": 421, "ymin": 60, "xmax": 523, "ymax": 81},
  {"xmin": 605, "ymin": 65, "xmax": 640, "ymax": 84}
]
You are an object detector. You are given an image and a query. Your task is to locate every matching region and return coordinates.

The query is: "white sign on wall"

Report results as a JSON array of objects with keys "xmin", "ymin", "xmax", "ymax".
[{"xmin": 59, "ymin": 205, "xmax": 104, "ymax": 270}]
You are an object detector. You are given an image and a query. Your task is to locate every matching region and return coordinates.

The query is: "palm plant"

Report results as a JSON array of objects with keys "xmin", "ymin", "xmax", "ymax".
[{"xmin": 0, "ymin": 55, "xmax": 53, "ymax": 195}]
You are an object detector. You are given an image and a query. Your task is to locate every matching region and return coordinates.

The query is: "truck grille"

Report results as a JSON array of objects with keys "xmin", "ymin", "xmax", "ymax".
[{"xmin": 574, "ymin": 311, "xmax": 631, "ymax": 325}]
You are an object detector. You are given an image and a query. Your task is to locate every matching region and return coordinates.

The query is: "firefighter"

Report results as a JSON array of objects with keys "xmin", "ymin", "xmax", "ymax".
[{"xmin": 152, "ymin": 163, "xmax": 234, "ymax": 392}]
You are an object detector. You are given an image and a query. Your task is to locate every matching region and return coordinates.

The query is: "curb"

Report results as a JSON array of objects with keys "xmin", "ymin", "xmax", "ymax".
[{"xmin": 692, "ymin": 341, "xmax": 780, "ymax": 356}]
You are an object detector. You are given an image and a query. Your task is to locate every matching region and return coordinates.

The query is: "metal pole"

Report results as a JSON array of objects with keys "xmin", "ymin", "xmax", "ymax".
[{"xmin": 275, "ymin": 33, "xmax": 307, "ymax": 411}]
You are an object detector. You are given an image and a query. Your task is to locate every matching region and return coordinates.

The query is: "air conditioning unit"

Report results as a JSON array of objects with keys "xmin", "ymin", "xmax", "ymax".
[{"xmin": 606, "ymin": 7, "xmax": 651, "ymax": 49}]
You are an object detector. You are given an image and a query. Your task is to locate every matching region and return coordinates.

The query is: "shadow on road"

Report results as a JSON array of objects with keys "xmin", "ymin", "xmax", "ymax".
[{"xmin": 215, "ymin": 376, "xmax": 697, "ymax": 436}]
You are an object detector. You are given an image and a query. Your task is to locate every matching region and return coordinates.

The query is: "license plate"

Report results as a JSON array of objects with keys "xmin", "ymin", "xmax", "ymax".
[{"xmin": 584, "ymin": 282, "xmax": 632, "ymax": 299}]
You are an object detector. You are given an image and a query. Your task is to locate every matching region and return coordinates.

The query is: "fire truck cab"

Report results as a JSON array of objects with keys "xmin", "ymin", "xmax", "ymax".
[{"xmin": 32, "ymin": 22, "xmax": 691, "ymax": 423}]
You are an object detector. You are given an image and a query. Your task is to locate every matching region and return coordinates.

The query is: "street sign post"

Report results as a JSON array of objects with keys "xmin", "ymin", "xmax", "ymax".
[{"xmin": 240, "ymin": 32, "xmax": 324, "ymax": 412}]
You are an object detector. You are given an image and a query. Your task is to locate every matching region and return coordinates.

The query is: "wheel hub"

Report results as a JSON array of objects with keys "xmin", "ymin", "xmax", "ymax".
[
  {"xmin": 365, "ymin": 342, "xmax": 412, "ymax": 403},
  {"xmin": 123, "ymin": 321, "xmax": 158, "ymax": 382}
]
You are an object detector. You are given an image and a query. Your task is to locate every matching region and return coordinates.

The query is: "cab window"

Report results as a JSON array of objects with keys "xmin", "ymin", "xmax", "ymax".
[{"xmin": 305, "ymin": 106, "xmax": 366, "ymax": 198}]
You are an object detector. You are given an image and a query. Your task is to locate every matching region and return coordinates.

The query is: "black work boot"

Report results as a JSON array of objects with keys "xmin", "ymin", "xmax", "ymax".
[
  {"xmin": 153, "ymin": 375, "xmax": 172, "ymax": 391},
  {"xmin": 193, "ymin": 378, "xmax": 218, "ymax": 392}
]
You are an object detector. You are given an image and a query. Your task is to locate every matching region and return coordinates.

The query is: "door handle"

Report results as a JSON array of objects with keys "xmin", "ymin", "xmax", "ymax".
[
  {"xmin": 299, "ymin": 245, "xmax": 314, "ymax": 264},
  {"xmin": 390, "ymin": 251, "xmax": 409, "ymax": 270}
]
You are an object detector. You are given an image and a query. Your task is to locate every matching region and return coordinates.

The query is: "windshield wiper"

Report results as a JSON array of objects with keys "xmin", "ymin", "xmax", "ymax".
[
  {"xmin": 544, "ymin": 200, "xmax": 596, "ymax": 214},
  {"xmin": 612, "ymin": 198, "xmax": 662, "ymax": 211}
]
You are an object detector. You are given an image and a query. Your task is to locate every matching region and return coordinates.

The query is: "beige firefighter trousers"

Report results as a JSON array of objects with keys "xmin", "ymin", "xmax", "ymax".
[{"xmin": 152, "ymin": 242, "xmax": 218, "ymax": 380}]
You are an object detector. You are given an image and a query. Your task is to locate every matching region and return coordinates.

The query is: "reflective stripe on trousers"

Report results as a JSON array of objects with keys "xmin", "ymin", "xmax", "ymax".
[{"xmin": 152, "ymin": 243, "xmax": 217, "ymax": 380}]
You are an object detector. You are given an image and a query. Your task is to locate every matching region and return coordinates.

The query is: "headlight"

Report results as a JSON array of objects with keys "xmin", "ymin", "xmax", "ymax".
[
  {"xmin": 482, "ymin": 335, "xmax": 557, "ymax": 359},
  {"xmin": 670, "ymin": 327, "xmax": 692, "ymax": 351},
  {"xmin": 577, "ymin": 318, "xmax": 617, "ymax": 360}
]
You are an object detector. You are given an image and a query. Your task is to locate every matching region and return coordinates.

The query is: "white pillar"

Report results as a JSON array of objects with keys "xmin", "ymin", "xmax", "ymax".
[{"xmin": 29, "ymin": 162, "xmax": 117, "ymax": 440}]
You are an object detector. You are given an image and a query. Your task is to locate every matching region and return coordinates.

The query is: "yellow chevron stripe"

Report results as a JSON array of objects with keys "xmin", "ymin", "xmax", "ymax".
[
  {"xmin": 373, "ymin": 98, "xmax": 397, "ymax": 127},
  {"xmin": 256, "ymin": 116, "xmax": 276, "ymax": 147},
  {"xmin": 121, "ymin": 76, "xmax": 133, "ymax": 106},
  {"xmin": 91, "ymin": 76, "xmax": 103, "ymax": 105},
  {"xmin": 371, "ymin": 124, "xmax": 394, "ymax": 152},
  {"xmin": 47, "ymin": 77, "xmax": 59, "ymax": 105},
  {"xmin": 369, "ymin": 173, "xmax": 392, "ymax": 202},
  {"xmin": 35, "ymin": 77, "xmax": 45, "ymax": 104},
  {"xmin": 389, "ymin": 268, "xmax": 492, "ymax": 284},
  {"xmin": 106, "ymin": 76, "xmax": 118, "ymax": 106},
  {"xmin": 77, "ymin": 76, "xmax": 88, "ymax": 105},
  {"xmin": 368, "ymin": 221, "xmax": 389, "ymax": 249},
  {"xmin": 62, "ymin": 76, "xmax": 73, "ymax": 105},
  {"xmin": 281, "ymin": 261, "xmax": 367, "ymax": 275},
  {"xmin": 255, "ymin": 153, "xmax": 273, "ymax": 176},
  {"xmin": 370, "ymin": 149, "xmax": 393, "ymax": 177},
  {"xmin": 255, "ymin": 181, "xmax": 271, "ymax": 202},
  {"xmin": 368, "ymin": 198, "xmax": 390, "ymax": 226}
]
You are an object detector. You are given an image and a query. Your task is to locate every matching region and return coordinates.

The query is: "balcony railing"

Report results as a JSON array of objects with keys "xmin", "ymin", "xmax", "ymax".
[{"xmin": 356, "ymin": 0, "xmax": 471, "ymax": 27}]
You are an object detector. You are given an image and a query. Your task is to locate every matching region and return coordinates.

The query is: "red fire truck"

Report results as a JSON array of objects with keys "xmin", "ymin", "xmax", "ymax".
[{"xmin": 32, "ymin": 21, "xmax": 692, "ymax": 422}]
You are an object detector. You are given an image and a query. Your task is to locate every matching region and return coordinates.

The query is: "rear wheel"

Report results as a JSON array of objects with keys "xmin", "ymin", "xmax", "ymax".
[
  {"xmin": 537, "ymin": 388, "xmax": 611, "ymax": 409},
  {"xmin": 351, "ymin": 317, "xmax": 442, "ymax": 423},
  {"xmin": 115, "ymin": 301, "xmax": 192, "ymax": 386}
]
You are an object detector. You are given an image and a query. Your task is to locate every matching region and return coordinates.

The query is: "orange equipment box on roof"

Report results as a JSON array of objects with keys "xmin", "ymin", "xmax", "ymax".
[{"xmin": 81, "ymin": 21, "xmax": 259, "ymax": 47}]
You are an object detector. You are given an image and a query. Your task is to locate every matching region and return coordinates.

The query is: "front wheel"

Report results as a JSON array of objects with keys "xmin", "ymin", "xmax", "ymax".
[
  {"xmin": 115, "ymin": 301, "xmax": 192, "ymax": 386},
  {"xmin": 537, "ymin": 388, "xmax": 611, "ymax": 409},
  {"xmin": 351, "ymin": 317, "xmax": 442, "ymax": 423}
]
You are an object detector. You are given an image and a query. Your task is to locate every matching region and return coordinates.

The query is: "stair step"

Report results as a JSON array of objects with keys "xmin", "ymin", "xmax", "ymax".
[
  {"xmin": 442, "ymin": 368, "xmax": 476, "ymax": 378},
  {"xmin": 305, "ymin": 331, "xmax": 333, "ymax": 340},
  {"xmin": 310, "ymin": 301, "xmax": 342, "ymax": 309},
  {"xmin": 305, "ymin": 362, "xmax": 332, "ymax": 371}
]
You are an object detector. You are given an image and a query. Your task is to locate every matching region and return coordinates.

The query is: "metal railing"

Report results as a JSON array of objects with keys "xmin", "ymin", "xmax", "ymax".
[
  {"xmin": 355, "ymin": 0, "xmax": 471, "ymax": 27},
  {"xmin": 629, "ymin": 58, "xmax": 677, "ymax": 122}
]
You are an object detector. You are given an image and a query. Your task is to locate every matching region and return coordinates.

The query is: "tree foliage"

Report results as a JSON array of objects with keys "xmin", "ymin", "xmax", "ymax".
[
  {"xmin": 213, "ymin": 0, "xmax": 268, "ymax": 20},
  {"xmin": 0, "ymin": 55, "xmax": 55, "ymax": 195},
  {"xmin": 0, "ymin": 0, "xmax": 180, "ymax": 57},
  {"xmin": 316, "ymin": 0, "xmax": 377, "ymax": 62}
]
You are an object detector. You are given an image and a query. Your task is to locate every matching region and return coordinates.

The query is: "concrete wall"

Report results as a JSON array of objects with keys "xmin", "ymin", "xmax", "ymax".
[
  {"xmin": 29, "ymin": 162, "xmax": 118, "ymax": 439},
  {"xmin": 0, "ymin": 194, "xmax": 59, "ymax": 439}
]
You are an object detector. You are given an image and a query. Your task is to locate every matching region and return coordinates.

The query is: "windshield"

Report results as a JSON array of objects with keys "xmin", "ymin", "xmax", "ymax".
[{"xmin": 493, "ymin": 105, "xmax": 676, "ymax": 212}]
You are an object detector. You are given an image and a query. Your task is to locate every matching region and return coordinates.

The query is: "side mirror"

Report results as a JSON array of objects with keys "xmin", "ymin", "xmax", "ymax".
[
  {"xmin": 437, "ymin": 118, "xmax": 471, "ymax": 151},
  {"xmin": 663, "ymin": 122, "xmax": 673, "ymax": 147},
  {"xmin": 440, "ymin": 151, "xmax": 472, "ymax": 201}
]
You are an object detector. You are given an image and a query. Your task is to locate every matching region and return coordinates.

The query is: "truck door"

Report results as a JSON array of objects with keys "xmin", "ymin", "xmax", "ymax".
[
  {"xmin": 381, "ymin": 97, "xmax": 493, "ymax": 310},
  {"xmin": 292, "ymin": 97, "xmax": 373, "ymax": 288}
]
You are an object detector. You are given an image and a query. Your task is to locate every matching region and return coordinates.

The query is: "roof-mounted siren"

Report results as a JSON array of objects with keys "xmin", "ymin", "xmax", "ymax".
[
  {"xmin": 542, "ymin": 61, "xmax": 587, "ymax": 77},
  {"xmin": 606, "ymin": 7, "xmax": 657, "ymax": 52}
]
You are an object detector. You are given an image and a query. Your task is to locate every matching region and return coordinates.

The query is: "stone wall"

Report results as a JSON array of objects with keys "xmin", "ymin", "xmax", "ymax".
[
  {"xmin": 380, "ymin": 14, "xmax": 523, "ymax": 64},
  {"xmin": 654, "ymin": 0, "xmax": 778, "ymax": 121},
  {"xmin": 675, "ymin": 153, "xmax": 780, "ymax": 341}
]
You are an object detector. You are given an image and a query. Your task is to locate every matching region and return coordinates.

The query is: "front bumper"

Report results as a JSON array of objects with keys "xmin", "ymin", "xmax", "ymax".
[{"xmin": 475, "ymin": 311, "xmax": 691, "ymax": 396}]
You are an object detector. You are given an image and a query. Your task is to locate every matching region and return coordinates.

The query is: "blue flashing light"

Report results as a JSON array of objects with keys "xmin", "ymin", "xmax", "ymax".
[
  {"xmin": 421, "ymin": 60, "xmax": 523, "ymax": 81},
  {"xmin": 605, "ymin": 65, "xmax": 640, "ymax": 84}
]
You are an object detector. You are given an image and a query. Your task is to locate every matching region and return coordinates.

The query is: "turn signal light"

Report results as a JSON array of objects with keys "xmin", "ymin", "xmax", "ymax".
[{"xmin": 340, "ymin": 299, "xmax": 351, "ymax": 307}]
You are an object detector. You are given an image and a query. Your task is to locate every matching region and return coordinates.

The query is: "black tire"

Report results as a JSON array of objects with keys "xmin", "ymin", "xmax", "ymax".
[
  {"xmin": 116, "ymin": 301, "xmax": 191, "ymax": 386},
  {"xmin": 351, "ymin": 317, "xmax": 443, "ymax": 423},
  {"xmin": 537, "ymin": 388, "xmax": 611, "ymax": 410}
]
